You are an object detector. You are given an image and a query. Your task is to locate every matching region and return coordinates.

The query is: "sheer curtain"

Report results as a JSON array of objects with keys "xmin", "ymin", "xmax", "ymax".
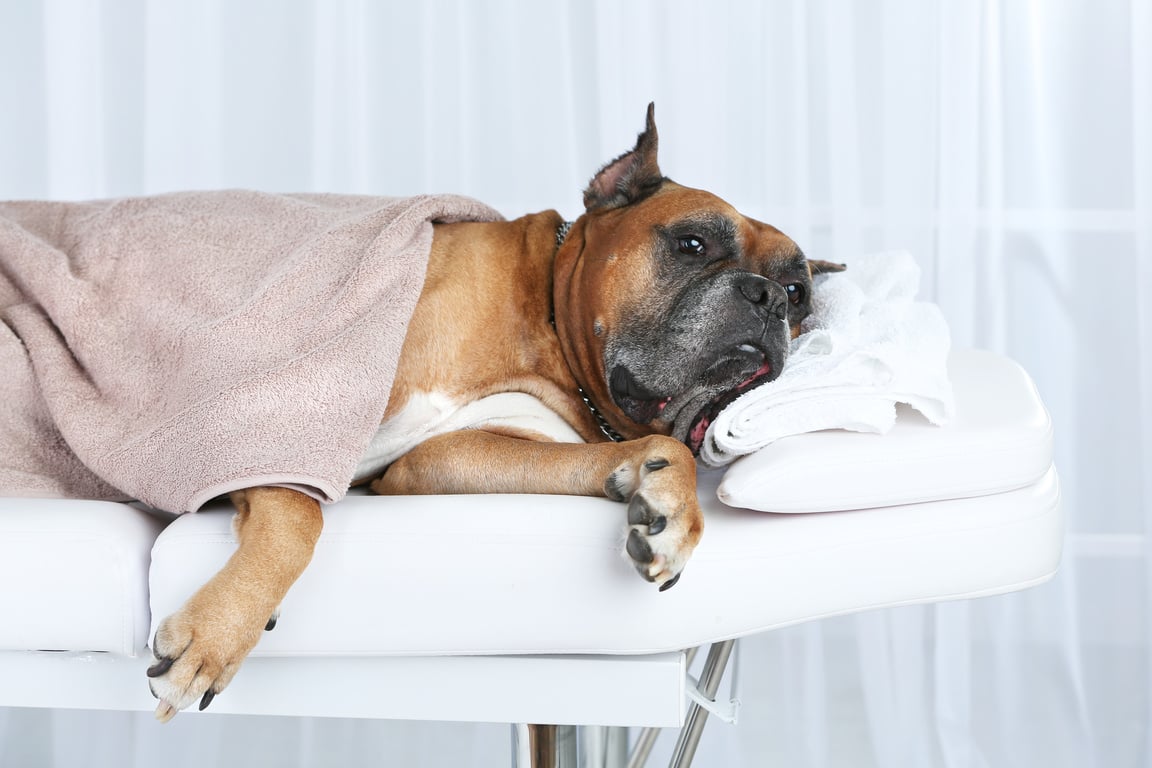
[{"xmin": 0, "ymin": 1, "xmax": 1146, "ymax": 765}]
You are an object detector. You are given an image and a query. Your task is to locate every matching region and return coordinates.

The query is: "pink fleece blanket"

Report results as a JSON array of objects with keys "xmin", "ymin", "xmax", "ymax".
[{"xmin": 0, "ymin": 191, "xmax": 502, "ymax": 512}]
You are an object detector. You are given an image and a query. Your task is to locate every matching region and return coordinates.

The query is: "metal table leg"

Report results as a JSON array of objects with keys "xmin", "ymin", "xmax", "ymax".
[
  {"xmin": 511, "ymin": 724, "xmax": 578, "ymax": 768},
  {"xmin": 666, "ymin": 640, "xmax": 736, "ymax": 768},
  {"xmin": 515, "ymin": 641, "xmax": 735, "ymax": 768}
]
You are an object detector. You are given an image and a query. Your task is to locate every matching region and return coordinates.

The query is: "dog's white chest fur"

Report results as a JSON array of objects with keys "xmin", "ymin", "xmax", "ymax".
[{"xmin": 354, "ymin": 392, "xmax": 584, "ymax": 481}]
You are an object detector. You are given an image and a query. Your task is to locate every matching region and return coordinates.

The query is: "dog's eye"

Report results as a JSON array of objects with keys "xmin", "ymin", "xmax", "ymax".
[
  {"xmin": 786, "ymin": 284, "xmax": 806, "ymax": 305},
  {"xmin": 677, "ymin": 236, "xmax": 706, "ymax": 256}
]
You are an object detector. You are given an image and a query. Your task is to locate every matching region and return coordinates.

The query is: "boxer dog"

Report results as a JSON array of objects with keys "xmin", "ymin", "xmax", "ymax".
[{"xmin": 147, "ymin": 104, "xmax": 843, "ymax": 722}]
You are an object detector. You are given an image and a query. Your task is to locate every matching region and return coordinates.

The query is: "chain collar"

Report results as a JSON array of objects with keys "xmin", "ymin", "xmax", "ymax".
[
  {"xmin": 577, "ymin": 384, "xmax": 625, "ymax": 442},
  {"xmin": 555, "ymin": 220, "xmax": 574, "ymax": 247},
  {"xmin": 551, "ymin": 223, "xmax": 623, "ymax": 443},
  {"xmin": 549, "ymin": 311, "xmax": 625, "ymax": 444}
]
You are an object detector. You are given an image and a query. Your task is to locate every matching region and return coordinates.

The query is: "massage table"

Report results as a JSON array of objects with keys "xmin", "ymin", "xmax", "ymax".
[{"xmin": 0, "ymin": 348, "xmax": 1060, "ymax": 767}]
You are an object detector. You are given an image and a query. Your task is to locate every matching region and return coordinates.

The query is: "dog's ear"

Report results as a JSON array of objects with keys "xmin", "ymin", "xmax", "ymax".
[
  {"xmin": 583, "ymin": 103, "xmax": 666, "ymax": 212},
  {"xmin": 808, "ymin": 259, "xmax": 847, "ymax": 275}
]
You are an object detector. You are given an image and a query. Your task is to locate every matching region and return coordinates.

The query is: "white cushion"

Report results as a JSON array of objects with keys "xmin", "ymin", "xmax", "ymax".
[
  {"xmin": 717, "ymin": 348, "xmax": 1054, "ymax": 513},
  {"xmin": 148, "ymin": 469, "xmax": 1061, "ymax": 657},
  {"xmin": 0, "ymin": 499, "xmax": 165, "ymax": 655},
  {"xmin": 3, "ymin": 348, "xmax": 1060, "ymax": 661}
]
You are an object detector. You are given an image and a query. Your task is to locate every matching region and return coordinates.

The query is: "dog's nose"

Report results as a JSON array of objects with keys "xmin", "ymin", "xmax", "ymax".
[
  {"xmin": 734, "ymin": 274, "xmax": 786, "ymax": 321},
  {"xmin": 735, "ymin": 273, "xmax": 768, "ymax": 304}
]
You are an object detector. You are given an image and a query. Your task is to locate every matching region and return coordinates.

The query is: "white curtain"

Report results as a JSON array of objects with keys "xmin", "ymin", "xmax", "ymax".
[{"xmin": 1, "ymin": 1, "xmax": 1147, "ymax": 765}]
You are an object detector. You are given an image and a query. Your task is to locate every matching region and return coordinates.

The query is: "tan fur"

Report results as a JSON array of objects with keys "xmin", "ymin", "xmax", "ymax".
[
  {"xmin": 373, "ymin": 430, "xmax": 700, "ymax": 585},
  {"xmin": 554, "ymin": 182, "xmax": 807, "ymax": 431},
  {"xmin": 148, "ymin": 206, "xmax": 714, "ymax": 719},
  {"xmin": 383, "ymin": 212, "xmax": 606, "ymax": 440},
  {"xmin": 149, "ymin": 487, "xmax": 322, "ymax": 720},
  {"xmin": 147, "ymin": 108, "xmax": 822, "ymax": 735}
]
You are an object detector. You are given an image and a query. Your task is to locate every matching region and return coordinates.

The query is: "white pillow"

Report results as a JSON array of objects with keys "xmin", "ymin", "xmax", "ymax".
[{"xmin": 716, "ymin": 349, "xmax": 1053, "ymax": 513}]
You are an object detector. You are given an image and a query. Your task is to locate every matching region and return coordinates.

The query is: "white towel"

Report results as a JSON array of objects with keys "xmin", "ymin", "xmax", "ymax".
[{"xmin": 699, "ymin": 251, "xmax": 954, "ymax": 467}]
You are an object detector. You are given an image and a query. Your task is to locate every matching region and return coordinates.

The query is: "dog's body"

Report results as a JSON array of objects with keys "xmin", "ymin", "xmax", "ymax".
[{"xmin": 144, "ymin": 106, "xmax": 842, "ymax": 721}]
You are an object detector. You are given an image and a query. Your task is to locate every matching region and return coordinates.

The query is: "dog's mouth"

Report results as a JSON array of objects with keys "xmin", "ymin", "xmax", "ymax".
[
  {"xmin": 608, "ymin": 343, "xmax": 780, "ymax": 454},
  {"xmin": 609, "ymin": 366, "xmax": 674, "ymax": 425},
  {"xmin": 682, "ymin": 357, "xmax": 775, "ymax": 454}
]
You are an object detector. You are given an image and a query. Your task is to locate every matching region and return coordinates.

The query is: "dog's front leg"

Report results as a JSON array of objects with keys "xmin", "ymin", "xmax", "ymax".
[
  {"xmin": 372, "ymin": 430, "xmax": 702, "ymax": 589},
  {"xmin": 148, "ymin": 486, "xmax": 322, "ymax": 721}
]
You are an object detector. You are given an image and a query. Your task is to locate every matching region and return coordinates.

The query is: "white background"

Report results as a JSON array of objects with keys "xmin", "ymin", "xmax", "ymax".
[{"xmin": 1, "ymin": 1, "xmax": 1148, "ymax": 765}]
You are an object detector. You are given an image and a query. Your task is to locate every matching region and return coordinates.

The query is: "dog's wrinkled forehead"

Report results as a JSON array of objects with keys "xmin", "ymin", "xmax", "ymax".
[
  {"xmin": 587, "ymin": 184, "xmax": 807, "ymax": 281},
  {"xmin": 656, "ymin": 210, "xmax": 739, "ymax": 255},
  {"xmin": 663, "ymin": 209, "xmax": 804, "ymax": 272}
]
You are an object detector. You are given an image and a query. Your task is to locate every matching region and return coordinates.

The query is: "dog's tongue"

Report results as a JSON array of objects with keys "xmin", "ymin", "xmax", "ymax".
[
  {"xmin": 689, "ymin": 416, "xmax": 711, "ymax": 452},
  {"xmin": 738, "ymin": 360, "xmax": 773, "ymax": 390},
  {"xmin": 687, "ymin": 360, "xmax": 773, "ymax": 454}
]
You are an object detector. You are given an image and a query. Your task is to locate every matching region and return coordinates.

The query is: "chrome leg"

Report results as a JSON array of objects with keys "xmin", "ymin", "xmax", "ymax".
[
  {"xmin": 514, "ymin": 724, "xmax": 630, "ymax": 768},
  {"xmin": 626, "ymin": 646, "xmax": 700, "ymax": 768},
  {"xmin": 581, "ymin": 726, "xmax": 629, "ymax": 768},
  {"xmin": 513, "ymin": 724, "xmax": 532, "ymax": 768},
  {"xmin": 626, "ymin": 726, "xmax": 661, "ymax": 768},
  {"xmin": 558, "ymin": 725, "xmax": 578, "ymax": 767},
  {"xmin": 515, "ymin": 642, "xmax": 733, "ymax": 768},
  {"xmin": 511, "ymin": 724, "xmax": 576, "ymax": 768},
  {"xmin": 605, "ymin": 727, "xmax": 629, "ymax": 768},
  {"xmin": 666, "ymin": 640, "xmax": 736, "ymax": 768}
]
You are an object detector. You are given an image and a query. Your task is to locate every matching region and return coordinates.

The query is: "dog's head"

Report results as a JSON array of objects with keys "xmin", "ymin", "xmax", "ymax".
[{"xmin": 554, "ymin": 104, "xmax": 844, "ymax": 453}]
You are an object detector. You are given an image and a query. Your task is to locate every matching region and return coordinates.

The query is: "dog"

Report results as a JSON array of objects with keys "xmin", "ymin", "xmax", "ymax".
[{"xmin": 144, "ymin": 104, "xmax": 844, "ymax": 721}]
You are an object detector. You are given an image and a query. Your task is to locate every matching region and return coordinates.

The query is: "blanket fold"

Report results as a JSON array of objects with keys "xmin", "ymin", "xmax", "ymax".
[
  {"xmin": 700, "ymin": 251, "xmax": 954, "ymax": 467},
  {"xmin": 0, "ymin": 191, "xmax": 502, "ymax": 512}
]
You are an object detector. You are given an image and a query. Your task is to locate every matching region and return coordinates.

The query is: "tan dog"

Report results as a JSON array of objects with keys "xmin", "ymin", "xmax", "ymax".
[{"xmin": 146, "ymin": 104, "xmax": 843, "ymax": 721}]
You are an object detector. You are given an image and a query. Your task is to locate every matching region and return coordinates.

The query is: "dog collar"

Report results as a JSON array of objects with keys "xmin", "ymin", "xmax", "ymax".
[
  {"xmin": 577, "ymin": 384, "xmax": 625, "ymax": 443},
  {"xmin": 555, "ymin": 220, "xmax": 574, "ymax": 246},
  {"xmin": 549, "ymin": 305, "xmax": 625, "ymax": 444}
]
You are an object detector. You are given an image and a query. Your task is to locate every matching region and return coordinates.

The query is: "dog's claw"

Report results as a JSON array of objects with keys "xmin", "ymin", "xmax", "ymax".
[
  {"xmin": 628, "ymin": 495, "xmax": 666, "ymax": 535},
  {"xmin": 659, "ymin": 572, "xmax": 682, "ymax": 592},
  {"xmin": 199, "ymin": 690, "xmax": 216, "ymax": 711},
  {"xmin": 626, "ymin": 528, "xmax": 654, "ymax": 564},
  {"xmin": 628, "ymin": 494, "xmax": 663, "ymax": 527},
  {"xmin": 265, "ymin": 615, "xmax": 277, "ymax": 632},
  {"xmin": 146, "ymin": 657, "xmax": 174, "ymax": 678},
  {"xmin": 155, "ymin": 700, "xmax": 177, "ymax": 723}
]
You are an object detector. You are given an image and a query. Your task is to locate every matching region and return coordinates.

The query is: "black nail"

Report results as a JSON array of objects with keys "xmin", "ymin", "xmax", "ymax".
[
  {"xmin": 199, "ymin": 690, "xmax": 216, "ymax": 711},
  {"xmin": 626, "ymin": 529, "xmax": 654, "ymax": 564},
  {"xmin": 628, "ymin": 495, "xmax": 652, "ymax": 526},
  {"xmin": 146, "ymin": 657, "xmax": 174, "ymax": 678},
  {"xmin": 644, "ymin": 458, "xmax": 670, "ymax": 472},
  {"xmin": 604, "ymin": 471, "xmax": 627, "ymax": 502},
  {"xmin": 659, "ymin": 573, "xmax": 682, "ymax": 592},
  {"xmin": 265, "ymin": 615, "xmax": 278, "ymax": 632},
  {"xmin": 648, "ymin": 515, "xmax": 667, "ymax": 535}
]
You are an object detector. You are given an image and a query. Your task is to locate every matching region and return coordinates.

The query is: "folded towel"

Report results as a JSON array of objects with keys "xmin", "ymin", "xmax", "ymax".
[
  {"xmin": 0, "ymin": 191, "xmax": 502, "ymax": 512},
  {"xmin": 699, "ymin": 251, "xmax": 954, "ymax": 467}
]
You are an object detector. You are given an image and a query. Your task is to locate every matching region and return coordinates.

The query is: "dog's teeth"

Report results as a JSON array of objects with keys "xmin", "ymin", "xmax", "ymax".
[{"xmin": 737, "ymin": 343, "xmax": 758, "ymax": 354}]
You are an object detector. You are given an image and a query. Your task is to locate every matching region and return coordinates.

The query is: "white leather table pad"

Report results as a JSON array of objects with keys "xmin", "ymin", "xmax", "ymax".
[{"xmin": 0, "ymin": 349, "xmax": 1061, "ymax": 657}]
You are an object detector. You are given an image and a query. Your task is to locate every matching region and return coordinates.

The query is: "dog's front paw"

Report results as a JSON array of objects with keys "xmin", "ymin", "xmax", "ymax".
[
  {"xmin": 147, "ymin": 596, "xmax": 266, "ymax": 722},
  {"xmin": 605, "ymin": 438, "xmax": 703, "ymax": 590}
]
